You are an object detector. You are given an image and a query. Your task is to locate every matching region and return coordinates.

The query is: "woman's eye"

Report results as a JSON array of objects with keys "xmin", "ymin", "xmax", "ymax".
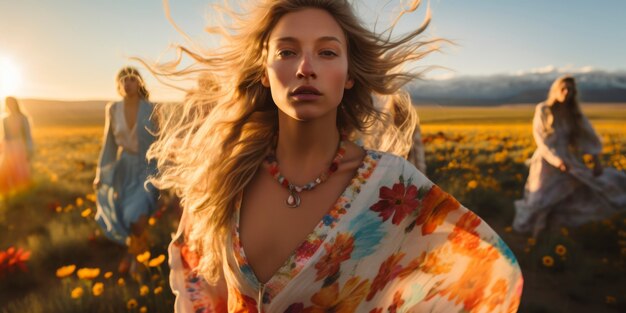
[
  {"xmin": 277, "ymin": 50, "xmax": 295, "ymax": 57},
  {"xmin": 320, "ymin": 50, "xmax": 338, "ymax": 57}
]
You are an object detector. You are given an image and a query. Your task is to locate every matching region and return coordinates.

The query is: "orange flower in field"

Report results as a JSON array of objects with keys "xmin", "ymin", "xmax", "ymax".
[
  {"xmin": 307, "ymin": 276, "xmax": 371, "ymax": 313},
  {"xmin": 555, "ymin": 244, "xmax": 567, "ymax": 256},
  {"xmin": 542, "ymin": 256, "xmax": 554, "ymax": 267},
  {"xmin": 127, "ymin": 299, "xmax": 138, "ymax": 310},
  {"xmin": 415, "ymin": 185, "xmax": 460, "ymax": 235},
  {"xmin": 314, "ymin": 233, "xmax": 354, "ymax": 281},
  {"xmin": 92, "ymin": 282, "xmax": 104, "ymax": 297},
  {"xmin": 81, "ymin": 208, "xmax": 92, "ymax": 218},
  {"xmin": 154, "ymin": 286, "xmax": 163, "ymax": 295},
  {"xmin": 71, "ymin": 287, "xmax": 84, "ymax": 299},
  {"xmin": 56, "ymin": 265, "xmax": 76, "ymax": 278},
  {"xmin": 148, "ymin": 254, "xmax": 166, "ymax": 267},
  {"xmin": 139, "ymin": 307, "xmax": 148, "ymax": 313},
  {"xmin": 76, "ymin": 267, "xmax": 100, "ymax": 280},
  {"xmin": 140, "ymin": 285, "xmax": 149, "ymax": 296},
  {"xmin": 367, "ymin": 253, "xmax": 405, "ymax": 301},
  {"xmin": 136, "ymin": 251, "xmax": 151, "ymax": 263},
  {"xmin": 104, "ymin": 271, "xmax": 113, "ymax": 279},
  {"xmin": 467, "ymin": 180, "xmax": 478, "ymax": 190}
]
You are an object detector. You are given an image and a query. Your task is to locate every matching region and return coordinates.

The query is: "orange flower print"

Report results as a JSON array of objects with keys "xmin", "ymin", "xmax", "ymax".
[
  {"xmin": 370, "ymin": 182, "xmax": 420, "ymax": 225},
  {"xmin": 180, "ymin": 243, "xmax": 201, "ymax": 270},
  {"xmin": 400, "ymin": 248, "xmax": 453, "ymax": 278},
  {"xmin": 415, "ymin": 185, "xmax": 460, "ymax": 235},
  {"xmin": 367, "ymin": 253, "xmax": 405, "ymax": 301},
  {"xmin": 305, "ymin": 276, "xmax": 371, "ymax": 313},
  {"xmin": 315, "ymin": 233, "xmax": 355, "ymax": 281},
  {"xmin": 368, "ymin": 309, "xmax": 383, "ymax": 313},
  {"xmin": 482, "ymin": 279, "xmax": 509, "ymax": 312},
  {"xmin": 448, "ymin": 212, "xmax": 482, "ymax": 255},
  {"xmin": 231, "ymin": 288, "xmax": 258, "ymax": 313},
  {"xmin": 387, "ymin": 291, "xmax": 405, "ymax": 313},
  {"xmin": 439, "ymin": 255, "xmax": 495, "ymax": 311}
]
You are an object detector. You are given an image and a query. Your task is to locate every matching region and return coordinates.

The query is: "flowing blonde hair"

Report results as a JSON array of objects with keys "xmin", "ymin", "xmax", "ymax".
[
  {"xmin": 144, "ymin": 0, "xmax": 442, "ymax": 283},
  {"xmin": 545, "ymin": 75, "xmax": 584, "ymax": 145}
]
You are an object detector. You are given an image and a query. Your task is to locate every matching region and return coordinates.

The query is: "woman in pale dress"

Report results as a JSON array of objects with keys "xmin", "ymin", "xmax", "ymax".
[
  {"xmin": 147, "ymin": 1, "xmax": 523, "ymax": 312},
  {"xmin": 93, "ymin": 67, "xmax": 158, "ymax": 274},
  {"xmin": 0, "ymin": 96, "xmax": 34, "ymax": 196},
  {"xmin": 514, "ymin": 76, "xmax": 626, "ymax": 236}
]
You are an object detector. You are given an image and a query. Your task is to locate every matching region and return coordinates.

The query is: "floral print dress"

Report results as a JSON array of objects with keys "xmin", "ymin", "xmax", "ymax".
[{"xmin": 169, "ymin": 151, "xmax": 523, "ymax": 313}]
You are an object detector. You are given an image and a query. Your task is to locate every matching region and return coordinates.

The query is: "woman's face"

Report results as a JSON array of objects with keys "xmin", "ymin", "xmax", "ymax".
[
  {"xmin": 121, "ymin": 75, "xmax": 140, "ymax": 97},
  {"xmin": 262, "ymin": 8, "xmax": 354, "ymax": 122},
  {"xmin": 555, "ymin": 81, "xmax": 576, "ymax": 104}
]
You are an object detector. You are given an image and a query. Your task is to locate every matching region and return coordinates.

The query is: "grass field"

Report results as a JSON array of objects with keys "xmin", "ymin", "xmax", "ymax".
[{"xmin": 1, "ymin": 105, "xmax": 625, "ymax": 312}]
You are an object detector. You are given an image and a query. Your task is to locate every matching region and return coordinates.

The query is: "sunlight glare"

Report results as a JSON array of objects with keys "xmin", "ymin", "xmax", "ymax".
[{"xmin": 0, "ymin": 56, "xmax": 23, "ymax": 98}]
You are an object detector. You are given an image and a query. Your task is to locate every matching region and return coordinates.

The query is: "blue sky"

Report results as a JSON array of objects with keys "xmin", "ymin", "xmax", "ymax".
[{"xmin": 1, "ymin": 0, "xmax": 625, "ymax": 101}]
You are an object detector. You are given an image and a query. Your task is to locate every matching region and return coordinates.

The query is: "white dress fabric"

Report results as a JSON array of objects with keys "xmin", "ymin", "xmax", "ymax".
[
  {"xmin": 169, "ymin": 151, "xmax": 523, "ymax": 313},
  {"xmin": 513, "ymin": 102, "xmax": 626, "ymax": 235}
]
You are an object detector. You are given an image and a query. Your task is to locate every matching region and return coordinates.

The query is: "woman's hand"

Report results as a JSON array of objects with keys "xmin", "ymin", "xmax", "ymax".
[
  {"xmin": 93, "ymin": 177, "xmax": 101, "ymax": 189},
  {"xmin": 557, "ymin": 161, "xmax": 568, "ymax": 172}
]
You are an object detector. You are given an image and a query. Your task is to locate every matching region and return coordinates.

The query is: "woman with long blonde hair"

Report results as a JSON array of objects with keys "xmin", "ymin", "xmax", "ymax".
[
  {"xmin": 514, "ymin": 76, "xmax": 626, "ymax": 237},
  {"xmin": 149, "ymin": 1, "xmax": 522, "ymax": 312}
]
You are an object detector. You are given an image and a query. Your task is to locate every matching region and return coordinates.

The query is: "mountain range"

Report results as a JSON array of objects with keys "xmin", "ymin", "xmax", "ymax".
[{"xmin": 409, "ymin": 68, "xmax": 626, "ymax": 106}]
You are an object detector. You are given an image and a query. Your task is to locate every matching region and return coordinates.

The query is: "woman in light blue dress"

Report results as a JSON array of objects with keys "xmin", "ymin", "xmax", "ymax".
[{"xmin": 94, "ymin": 67, "xmax": 158, "ymax": 273}]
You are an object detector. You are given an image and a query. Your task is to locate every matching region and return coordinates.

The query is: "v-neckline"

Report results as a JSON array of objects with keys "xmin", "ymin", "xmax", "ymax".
[
  {"xmin": 122, "ymin": 100, "xmax": 139, "ymax": 132},
  {"xmin": 231, "ymin": 150, "xmax": 381, "ymax": 304}
]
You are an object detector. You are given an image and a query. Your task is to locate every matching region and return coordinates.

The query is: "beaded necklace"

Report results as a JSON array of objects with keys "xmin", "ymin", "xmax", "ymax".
[{"xmin": 265, "ymin": 135, "xmax": 346, "ymax": 208}]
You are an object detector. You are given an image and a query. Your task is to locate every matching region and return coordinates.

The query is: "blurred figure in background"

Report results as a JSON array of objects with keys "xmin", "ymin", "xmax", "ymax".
[
  {"xmin": 514, "ymin": 75, "xmax": 626, "ymax": 237},
  {"xmin": 0, "ymin": 96, "xmax": 34, "ymax": 196},
  {"xmin": 93, "ymin": 67, "xmax": 159, "ymax": 275}
]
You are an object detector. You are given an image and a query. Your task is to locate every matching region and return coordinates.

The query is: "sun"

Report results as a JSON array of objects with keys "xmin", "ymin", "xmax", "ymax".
[{"xmin": 0, "ymin": 56, "xmax": 23, "ymax": 97}]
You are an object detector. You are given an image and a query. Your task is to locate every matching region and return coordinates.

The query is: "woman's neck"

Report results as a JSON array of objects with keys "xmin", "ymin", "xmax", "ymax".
[
  {"xmin": 124, "ymin": 95, "xmax": 140, "ymax": 105},
  {"xmin": 274, "ymin": 113, "xmax": 341, "ymax": 185}
]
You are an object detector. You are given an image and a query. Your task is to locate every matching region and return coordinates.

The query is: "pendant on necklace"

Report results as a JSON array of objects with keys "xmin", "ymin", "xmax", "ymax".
[{"xmin": 286, "ymin": 187, "xmax": 301, "ymax": 208}]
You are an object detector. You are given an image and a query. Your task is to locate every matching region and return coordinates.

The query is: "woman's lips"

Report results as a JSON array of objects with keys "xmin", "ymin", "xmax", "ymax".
[{"xmin": 290, "ymin": 86, "xmax": 322, "ymax": 101}]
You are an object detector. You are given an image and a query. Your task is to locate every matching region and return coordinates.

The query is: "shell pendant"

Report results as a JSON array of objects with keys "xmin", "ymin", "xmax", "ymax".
[{"xmin": 286, "ymin": 187, "xmax": 301, "ymax": 208}]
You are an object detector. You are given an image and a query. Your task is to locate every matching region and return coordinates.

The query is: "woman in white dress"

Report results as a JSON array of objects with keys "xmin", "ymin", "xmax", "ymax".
[{"xmin": 514, "ymin": 75, "xmax": 626, "ymax": 236}]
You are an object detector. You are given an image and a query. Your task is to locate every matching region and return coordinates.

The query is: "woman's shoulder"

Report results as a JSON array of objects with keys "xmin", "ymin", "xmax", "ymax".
[{"xmin": 365, "ymin": 149, "xmax": 429, "ymax": 184}]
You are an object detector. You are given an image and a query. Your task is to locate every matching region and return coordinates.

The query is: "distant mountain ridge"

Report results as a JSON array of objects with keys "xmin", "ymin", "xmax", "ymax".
[{"xmin": 410, "ymin": 69, "xmax": 626, "ymax": 106}]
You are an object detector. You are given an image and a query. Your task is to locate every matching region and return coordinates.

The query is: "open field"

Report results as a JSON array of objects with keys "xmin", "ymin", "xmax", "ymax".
[{"xmin": 1, "ymin": 105, "xmax": 625, "ymax": 312}]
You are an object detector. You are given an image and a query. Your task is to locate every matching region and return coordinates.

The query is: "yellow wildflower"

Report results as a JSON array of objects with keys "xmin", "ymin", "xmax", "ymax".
[
  {"xmin": 76, "ymin": 198, "xmax": 84, "ymax": 207},
  {"xmin": 117, "ymin": 278, "xmax": 125, "ymax": 286},
  {"xmin": 148, "ymin": 254, "xmax": 166, "ymax": 267},
  {"xmin": 137, "ymin": 251, "xmax": 151, "ymax": 263},
  {"xmin": 55, "ymin": 206, "xmax": 62, "ymax": 213},
  {"xmin": 606, "ymin": 296, "xmax": 616, "ymax": 304},
  {"xmin": 542, "ymin": 256, "xmax": 554, "ymax": 267},
  {"xmin": 140, "ymin": 285, "xmax": 150, "ymax": 296},
  {"xmin": 527, "ymin": 237, "xmax": 536, "ymax": 246},
  {"xmin": 127, "ymin": 299, "xmax": 138, "ymax": 310},
  {"xmin": 555, "ymin": 244, "xmax": 567, "ymax": 256},
  {"xmin": 71, "ymin": 287, "xmax": 84, "ymax": 299},
  {"xmin": 81, "ymin": 208, "xmax": 92, "ymax": 218},
  {"xmin": 92, "ymin": 282, "xmax": 104, "ymax": 297},
  {"xmin": 104, "ymin": 271, "xmax": 113, "ymax": 279},
  {"xmin": 154, "ymin": 286, "xmax": 163, "ymax": 295},
  {"xmin": 77, "ymin": 267, "xmax": 100, "ymax": 280},
  {"xmin": 504, "ymin": 226, "xmax": 512, "ymax": 233},
  {"xmin": 139, "ymin": 307, "xmax": 148, "ymax": 313},
  {"xmin": 148, "ymin": 217, "xmax": 156, "ymax": 226},
  {"xmin": 56, "ymin": 264, "xmax": 76, "ymax": 278},
  {"xmin": 86, "ymin": 193, "xmax": 97, "ymax": 202},
  {"xmin": 560, "ymin": 227, "xmax": 569, "ymax": 237},
  {"xmin": 467, "ymin": 180, "xmax": 478, "ymax": 190}
]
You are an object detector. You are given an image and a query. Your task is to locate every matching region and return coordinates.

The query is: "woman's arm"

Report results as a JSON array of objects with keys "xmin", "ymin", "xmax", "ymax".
[
  {"xmin": 532, "ymin": 104, "xmax": 564, "ymax": 169},
  {"xmin": 94, "ymin": 102, "xmax": 119, "ymax": 187}
]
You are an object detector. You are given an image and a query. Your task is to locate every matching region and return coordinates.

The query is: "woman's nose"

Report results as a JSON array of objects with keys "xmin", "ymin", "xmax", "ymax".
[{"xmin": 296, "ymin": 54, "xmax": 317, "ymax": 79}]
